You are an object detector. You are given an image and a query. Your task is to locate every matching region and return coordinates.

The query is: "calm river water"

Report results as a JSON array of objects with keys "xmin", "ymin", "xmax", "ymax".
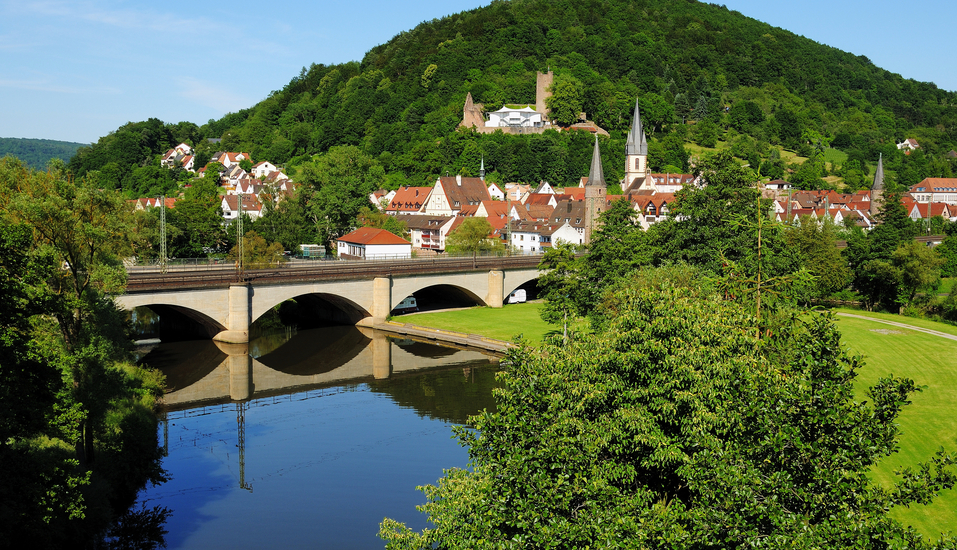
[{"xmin": 136, "ymin": 326, "xmax": 500, "ymax": 549}]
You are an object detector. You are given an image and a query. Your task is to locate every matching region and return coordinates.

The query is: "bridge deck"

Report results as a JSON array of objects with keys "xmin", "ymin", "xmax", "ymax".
[{"xmin": 125, "ymin": 255, "xmax": 543, "ymax": 292}]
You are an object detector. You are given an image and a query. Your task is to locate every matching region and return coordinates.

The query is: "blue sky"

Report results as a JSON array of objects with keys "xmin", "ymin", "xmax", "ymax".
[{"xmin": 2, "ymin": 0, "xmax": 955, "ymax": 144}]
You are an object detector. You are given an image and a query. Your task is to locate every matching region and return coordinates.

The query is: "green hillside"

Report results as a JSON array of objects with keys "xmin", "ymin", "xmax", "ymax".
[
  {"xmin": 0, "ymin": 137, "xmax": 86, "ymax": 169},
  {"xmin": 69, "ymin": 0, "xmax": 957, "ymax": 194}
]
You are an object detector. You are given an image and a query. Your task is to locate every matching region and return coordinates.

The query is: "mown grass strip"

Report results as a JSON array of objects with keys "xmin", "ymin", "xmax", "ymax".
[
  {"xmin": 395, "ymin": 302, "xmax": 553, "ymax": 343},
  {"xmin": 837, "ymin": 314, "xmax": 957, "ymax": 539}
]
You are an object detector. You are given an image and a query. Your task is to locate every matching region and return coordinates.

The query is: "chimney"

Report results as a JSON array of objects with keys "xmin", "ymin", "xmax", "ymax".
[{"xmin": 456, "ymin": 174, "xmax": 462, "ymax": 186}]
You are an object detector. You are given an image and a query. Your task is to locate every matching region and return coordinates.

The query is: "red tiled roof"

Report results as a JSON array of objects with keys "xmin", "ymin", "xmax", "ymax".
[
  {"xmin": 338, "ymin": 227, "xmax": 410, "ymax": 245},
  {"xmin": 388, "ymin": 186, "xmax": 431, "ymax": 212}
]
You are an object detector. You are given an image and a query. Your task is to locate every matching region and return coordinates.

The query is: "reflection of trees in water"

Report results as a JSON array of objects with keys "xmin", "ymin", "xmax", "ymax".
[
  {"xmin": 368, "ymin": 365, "xmax": 501, "ymax": 425},
  {"xmin": 130, "ymin": 306, "xmax": 161, "ymax": 338}
]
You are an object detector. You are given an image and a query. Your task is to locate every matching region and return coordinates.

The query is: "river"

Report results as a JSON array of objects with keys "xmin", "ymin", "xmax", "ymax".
[{"xmin": 135, "ymin": 325, "xmax": 501, "ymax": 549}]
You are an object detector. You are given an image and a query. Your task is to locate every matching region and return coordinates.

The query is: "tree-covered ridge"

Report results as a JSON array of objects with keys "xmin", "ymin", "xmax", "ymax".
[
  {"xmin": 0, "ymin": 137, "xmax": 86, "ymax": 169},
  {"xmin": 70, "ymin": 0, "xmax": 957, "ymax": 193}
]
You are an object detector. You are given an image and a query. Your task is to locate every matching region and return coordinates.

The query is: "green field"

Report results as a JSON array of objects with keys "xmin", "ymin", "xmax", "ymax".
[
  {"xmin": 834, "ymin": 307, "xmax": 957, "ymax": 337},
  {"xmin": 396, "ymin": 302, "xmax": 553, "ymax": 343},
  {"xmin": 835, "ymin": 312, "xmax": 957, "ymax": 539},
  {"xmin": 941, "ymin": 277, "xmax": 955, "ymax": 296}
]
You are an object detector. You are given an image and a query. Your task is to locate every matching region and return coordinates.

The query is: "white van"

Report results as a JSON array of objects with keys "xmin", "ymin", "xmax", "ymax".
[{"xmin": 507, "ymin": 289, "xmax": 526, "ymax": 304}]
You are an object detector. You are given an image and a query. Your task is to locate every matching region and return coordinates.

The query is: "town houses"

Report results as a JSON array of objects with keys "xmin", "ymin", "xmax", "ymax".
[{"xmin": 135, "ymin": 95, "xmax": 956, "ymax": 259}]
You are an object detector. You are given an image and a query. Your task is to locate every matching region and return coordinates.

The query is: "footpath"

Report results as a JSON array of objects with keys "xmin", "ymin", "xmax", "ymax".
[{"xmin": 836, "ymin": 312, "xmax": 957, "ymax": 342}]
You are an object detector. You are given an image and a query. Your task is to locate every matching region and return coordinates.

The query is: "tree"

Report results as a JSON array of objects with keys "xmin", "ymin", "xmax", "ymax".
[
  {"xmin": 229, "ymin": 230, "xmax": 286, "ymax": 269},
  {"xmin": 0, "ymin": 157, "xmax": 167, "ymax": 545},
  {"xmin": 357, "ymin": 206, "xmax": 409, "ymax": 239},
  {"xmin": 445, "ymin": 217, "xmax": 500, "ymax": 260},
  {"xmin": 785, "ymin": 216, "xmax": 851, "ymax": 300},
  {"xmin": 649, "ymin": 151, "xmax": 797, "ymax": 279},
  {"xmin": 536, "ymin": 242, "xmax": 584, "ymax": 342},
  {"xmin": 167, "ymin": 179, "xmax": 225, "ymax": 257},
  {"xmin": 380, "ymin": 270, "xmax": 956, "ymax": 548},
  {"xmin": 892, "ymin": 240, "xmax": 944, "ymax": 308},
  {"xmin": 298, "ymin": 145, "xmax": 385, "ymax": 246},
  {"xmin": 545, "ymin": 74, "xmax": 584, "ymax": 126}
]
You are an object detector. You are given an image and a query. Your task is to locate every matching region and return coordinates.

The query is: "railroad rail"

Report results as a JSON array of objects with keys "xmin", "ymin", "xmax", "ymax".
[{"xmin": 125, "ymin": 255, "xmax": 543, "ymax": 292}]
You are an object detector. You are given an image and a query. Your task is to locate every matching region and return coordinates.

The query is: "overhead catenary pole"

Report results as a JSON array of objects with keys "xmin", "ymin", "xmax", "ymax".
[
  {"xmin": 159, "ymin": 195, "xmax": 167, "ymax": 274},
  {"xmin": 237, "ymin": 192, "xmax": 244, "ymax": 280}
]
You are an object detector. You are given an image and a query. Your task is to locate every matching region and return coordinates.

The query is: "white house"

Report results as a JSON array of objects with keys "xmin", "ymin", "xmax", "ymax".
[
  {"xmin": 486, "ymin": 106, "xmax": 544, "ymax": 128},
  {"xmin": 337, "ymin": 227, "xmax": 412, "ymax": 260},
  {"xmin": 909, "ymin": 178, "xmax": 957, "ymax": 205},
  {"xmin": 251, "ymin": 161, "xmax": 278, "ymax": 178},
  {"xmin": 221, "ymin": 195, "xmax": 263, "ymax": 221},
  {"xmin": 487, "ymin": 182, "xmax": 505, "ymax": 201},
  {"xmin": 897, "ymin": 138, "xmax": 921, "ymax": 151}
]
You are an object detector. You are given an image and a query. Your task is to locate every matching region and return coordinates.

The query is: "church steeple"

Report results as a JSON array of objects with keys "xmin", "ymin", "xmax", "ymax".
[
  {"xmin": 625, "ymin": 98, "xmax": 648, "ymax": 156},
  {"xmin": 584, "ymin": 135, "xmax": 607, "ymax": 245},
  {"xmin": 587, "ymin": 134, "xmax": 605, "ymax": 187},
  {"xmin": 624, "ymin": 98, "xmax": 649, "ymax": 194},
  {"xmin": 872, "ymin": 153, "xmax": 885, "ymax": 191},
  {"xmin": 870, "ymin": 153, "xmax": 885, "ymax": 217}
]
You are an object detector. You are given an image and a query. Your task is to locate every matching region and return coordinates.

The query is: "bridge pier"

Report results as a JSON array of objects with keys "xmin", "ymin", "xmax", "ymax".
[
  {"xmin": 372, "ymin": 331, "xmax": 392, "ymax": 380},
  {"xmin": 372, "ymin": 276, "xmax": 392, "ymax": 323},
  {"xmin": 222, "ymin": 343, "xmax": 253, "ymax": 401},
  {"xmin": 487, "ymin": 270, "xmax": 504, "ymax": 308},
  {"xmin": 214, "ymin": 284, "xmax": 251, "ymax": 344}
]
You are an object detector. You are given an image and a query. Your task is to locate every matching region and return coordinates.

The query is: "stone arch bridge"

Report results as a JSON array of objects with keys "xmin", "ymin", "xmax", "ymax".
[{"xmin": 117, "ymin": 256, "xmax": 542, "ymax": 343}]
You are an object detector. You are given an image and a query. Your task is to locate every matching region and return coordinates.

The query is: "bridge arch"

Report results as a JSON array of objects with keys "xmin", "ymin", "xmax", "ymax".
[
  {"xmin": 250, "ymin": 279, "xmax": 375, "ymax": 326},
  {"xmin": 117, "ymin": 288, "xmax": 231, "ymax": 341},
  {"xmin": 250, "ymin": 292, "xmax": 370, "ymax": 327},
  {"xmin": 503, "ymin": 271, "xmax": 541, "ymax": 299}
]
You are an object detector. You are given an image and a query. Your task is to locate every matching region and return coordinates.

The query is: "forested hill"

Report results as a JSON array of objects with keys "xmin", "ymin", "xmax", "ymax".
[
  {"xmin": 70, "ymin": 0, "xmax": 957, "ymax": 192},
  {"xmin": 1, "ymin": 137, "xmax": 86, "ymax": 169}
]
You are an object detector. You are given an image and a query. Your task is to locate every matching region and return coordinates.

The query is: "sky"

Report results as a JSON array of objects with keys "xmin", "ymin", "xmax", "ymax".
[{"xmin": 2, "ymin": 0, "xmax": 955, "ymax": 144}]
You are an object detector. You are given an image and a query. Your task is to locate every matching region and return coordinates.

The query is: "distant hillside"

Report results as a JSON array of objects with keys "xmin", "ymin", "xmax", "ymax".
[
  {"xmin": 0, "ymin": 137, "xmax": 86, "ymax": 169},
  {"xmin": 71, "ymin": 0, "xmax": 957, "ymax": 192}
]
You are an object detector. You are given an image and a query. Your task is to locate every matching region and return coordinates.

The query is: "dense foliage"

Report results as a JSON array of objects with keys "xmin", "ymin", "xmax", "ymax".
[
  {"xmin": 0, "ymin": 157, "xmax": 168, "ymax": 548},
  {"xmin": 381, "ymin": 268, "xmax": 956, "ymax": 548},
  {"xmin": 0, "ymin": 138, "xmax": 85, "ymax": 170},
  {"xmin": 66, "ymin": 0, "xmax": 957, "ymax": 197}
]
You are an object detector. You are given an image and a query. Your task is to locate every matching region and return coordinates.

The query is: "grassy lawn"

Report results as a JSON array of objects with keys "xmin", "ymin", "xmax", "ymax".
[
  {"xmin": 940, "ymin": 277, "xmax": 955, "ymax": 296},
  {"xmin": 833, "ymin": 307, "xmax": 957, "ymax": 337},
  {"xmin": 395, "ymin": 302, "xmax": 554, "ymax": 343},
  {"xmin": 836, "ymin": 313, "xmax": 957, "ymax": 539},
  {"xmin": 822, "ymin": 147, "xmax": 848, "ymax": 165}
]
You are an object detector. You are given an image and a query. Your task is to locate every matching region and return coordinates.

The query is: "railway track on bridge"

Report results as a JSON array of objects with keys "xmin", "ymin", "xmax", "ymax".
[{"xmin": 125, "ymin": 255, "xmax": 543, "ymax": 292}]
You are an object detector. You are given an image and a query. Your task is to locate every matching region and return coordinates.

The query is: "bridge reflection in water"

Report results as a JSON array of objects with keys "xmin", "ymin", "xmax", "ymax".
[
  {"xmin": 139, "ymin": 327, "xmax": 501, "ymax": 549},
  {"xmin": 143, "ymin": 326, "xmax": 499, "ymax": 411}
]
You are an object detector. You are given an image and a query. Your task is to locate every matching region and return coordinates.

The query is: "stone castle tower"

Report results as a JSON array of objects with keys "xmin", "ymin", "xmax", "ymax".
[
  {"xmin": 870, "ymin": 153, "xmax": 885, "ymax": 218},
  {"xmin": 584, "ymin": 135, "xmax": 607, "ymax": 245},
  {"xmin": 623, "ymin": 98, "xmax": 649, "ymax": 194},
  {"xmin": 535, "ymin": 70, "xmax": 554, "ymax": 121}
]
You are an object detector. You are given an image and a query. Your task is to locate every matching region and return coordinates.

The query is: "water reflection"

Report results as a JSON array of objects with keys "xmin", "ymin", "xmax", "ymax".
[{"xmin": 138, "ymin": 327, "xmax": 501, "ymax": 549}]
